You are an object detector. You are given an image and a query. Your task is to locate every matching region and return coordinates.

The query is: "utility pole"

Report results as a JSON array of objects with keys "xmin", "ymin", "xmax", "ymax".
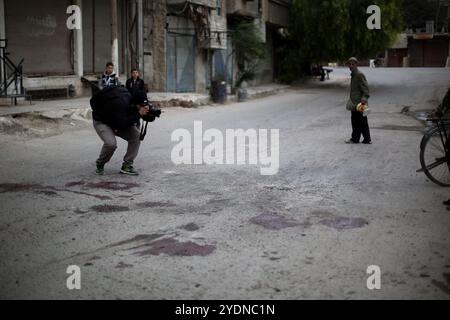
[
  {"xmin": 137, "ymin": 0, "xmax": 144, "ymax": 76},
  {"xmin": 111, "ymin": 0, "xmax": 119, "ymax": 75},
  {"xmin": 74, "ymin": 0, "xmax": 84, "ymax": 77},
  {"xmin": 0, "ymin": 0, "xmax": 5, "ymax": 88}
]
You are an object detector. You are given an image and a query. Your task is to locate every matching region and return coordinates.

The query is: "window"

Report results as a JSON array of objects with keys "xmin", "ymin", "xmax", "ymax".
[{"xmin": 216, "ymin": 0, "xmax": 222, "ymax": 16}]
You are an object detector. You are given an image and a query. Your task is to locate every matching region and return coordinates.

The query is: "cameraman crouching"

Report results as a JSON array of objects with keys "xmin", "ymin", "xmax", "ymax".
[{"xmin": 92, "ymin": 89, "xmax": 150, "ymax": 176}]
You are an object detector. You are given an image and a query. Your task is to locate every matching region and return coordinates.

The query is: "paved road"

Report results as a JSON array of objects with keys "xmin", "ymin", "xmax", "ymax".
[{"xmin": 1, "ymin": 68, "xmax": 450, "ymax": 299}]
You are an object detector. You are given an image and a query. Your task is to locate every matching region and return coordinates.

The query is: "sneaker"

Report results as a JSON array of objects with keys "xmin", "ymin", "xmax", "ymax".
[
  {"xmin": 443, "ymin": 199, "xmax": 450, "ymax": 206},
  {"xmin": 345, "ymin": 139, "xmax": 359, "ymax": 144},
  {"xmin": 120, "ymin": 165, "xmax": 139, "ymax": 176},
  {"xmin": 96, "ymin": 164, "xmax": 105, "ymax": 176},
  {"xmin": 362, "ymin": 140, "xmax": 372, "ymax": 145}
]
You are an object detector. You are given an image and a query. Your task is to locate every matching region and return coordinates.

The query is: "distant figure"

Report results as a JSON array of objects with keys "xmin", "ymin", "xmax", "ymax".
[
  {"xmin": 345, "ymin": 57, "xmax": 372, "ymax": 144},
  {"xmin": 126, "ymin": 69, "xmax": 145, "ymax": 96},
  {"xmin": 100, "ymin": 62, "xmax": 120, "ymax": 89},
  {"xmin": 318, "ymin": 65, "xmax": 326, "ymax": 82}
]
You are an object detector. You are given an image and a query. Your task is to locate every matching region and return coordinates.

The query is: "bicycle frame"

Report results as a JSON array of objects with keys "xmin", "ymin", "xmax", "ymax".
[
  {"xmin": 430, "ymin": 120, "xmax": 450, "ymax": 170},
  {"xmin": 417, "ymin": 119, "xmax": 450, "ymax": 174}
]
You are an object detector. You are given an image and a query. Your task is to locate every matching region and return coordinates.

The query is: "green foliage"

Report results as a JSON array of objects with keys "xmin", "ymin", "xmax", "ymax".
[
  {"xmin": 281, "ymin": 0, "xmax": 404, "ymax": 82},
  {"xmin": 232, "ymin": 22, "xmax": 266, "ymax": 88},
  {"xmin": 402, "ymin": 0, "xmax": 448, "ymax": 31}
]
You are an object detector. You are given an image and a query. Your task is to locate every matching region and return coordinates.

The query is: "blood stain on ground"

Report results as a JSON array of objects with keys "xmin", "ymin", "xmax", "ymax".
[
  {"xmin": 0, "ymin": 183, "xmax": 41, "ymax": 193},
  {"xmin": 250, "ymin": 213, "xmax": 303, "ymax": 230},
  {"xmin": 90, "ymin": 205, "xmax": 130, "ymax": 213},
  {"xmin": 136, "ymin": 201, "xmax": 176, "ymax": 209},
  {"xmin": 180, "ymin": 223, "xmax": 200, "ymax": 231},
  {"xmin": 431, "ymin": 274, "xmax": 450, "ymax": 295},
  {"xmin": 319, "ymin": 217, "xmax": 368, "ymax": 230},
  {"xmin": 85, "ymin": 181, "xmax": 140, "ymax": 191},
  {"xmin": 0, "ymin": 183, "xmax": 111, "ymax": 200},
  {"xmin": 35, "ymin": 190, "xmax": 58, "ymax": 196},
  {"xmin": 65, "ymin": 181, "xmax": 86, "ymax": 187},
  {"xmin": 108, "ymin": 234, "xmax": 165, "ymax": 248},
  {"xmin": 134, "ymin": 238, "xmax": 215, "ymax": 257},
  {"xmin": 115, "ymin": 262, "xmax": 134, "ymax": 269}
]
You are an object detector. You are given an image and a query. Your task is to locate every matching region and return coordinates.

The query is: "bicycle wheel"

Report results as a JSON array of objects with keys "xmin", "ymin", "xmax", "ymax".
[{"xmin": 420, "ymin": 126, "xmax": 450, "ymax": 187}]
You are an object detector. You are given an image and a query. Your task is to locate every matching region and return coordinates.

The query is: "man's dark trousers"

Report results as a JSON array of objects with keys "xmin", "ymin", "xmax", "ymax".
[{"xmin": 351, "ymin": 111, "xmax": 371, "ymax": 143}]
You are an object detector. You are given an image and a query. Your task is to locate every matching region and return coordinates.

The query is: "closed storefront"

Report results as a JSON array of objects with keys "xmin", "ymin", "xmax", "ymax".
[
  {"xmin": 4, "ymin": 0, "xmax": 73, "ymax": 75},
  {"xmin": 83, "ymin": 0, "xmax": 125, "ymax": 75},
  {"xmin": 387, "ymin": 48, "xmax": 408, "ymax": 67},
  {"xmin": 167, "ymin": 32, "xmax": 195, "ymax": 92},
  {"xmin": 409, "ymin": 37, "xmax": 450, "ymax": 67}
]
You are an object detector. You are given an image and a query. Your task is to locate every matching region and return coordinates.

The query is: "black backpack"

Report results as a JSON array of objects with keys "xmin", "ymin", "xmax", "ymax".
[{"xmin": 90, "ymin": 87, "xmax": 132, "ymax": 123}]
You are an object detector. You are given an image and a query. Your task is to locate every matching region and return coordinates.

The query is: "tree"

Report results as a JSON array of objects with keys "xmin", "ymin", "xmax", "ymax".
[
  {"xmin": 402, "ymin": 0, "xmax": 448, "ymax": 32},
  {"xmin": 231, "ymin": 22, "xmax": 265, "ymax": 89},
  {"xmin": 280, "ymin": 0, "xmax": 404, "ymax": 82}
]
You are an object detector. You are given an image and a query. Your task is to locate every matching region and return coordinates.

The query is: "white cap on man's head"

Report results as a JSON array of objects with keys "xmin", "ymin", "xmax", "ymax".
[{"xmin": 347, "ymin": 57, "xmax": 359, "ymax": 64}]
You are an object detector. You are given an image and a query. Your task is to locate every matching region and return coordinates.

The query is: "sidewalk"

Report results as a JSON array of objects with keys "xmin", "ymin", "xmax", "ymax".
[{"xmin": 0, "ymin": 83, "xmax": 290, "ymax": 118}]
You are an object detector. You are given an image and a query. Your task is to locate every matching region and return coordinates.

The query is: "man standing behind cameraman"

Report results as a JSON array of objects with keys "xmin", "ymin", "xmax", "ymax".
[
  {"xmin": 92, "ymin": 88, "xmax": 150, "ymax": 176},
  {"xmin": 126, "ymin": 69, "xmax": 145, "ymax": 96},
  {"xmin": 345, "ymin": 57, "xmax": 372, "ymax": 144}
]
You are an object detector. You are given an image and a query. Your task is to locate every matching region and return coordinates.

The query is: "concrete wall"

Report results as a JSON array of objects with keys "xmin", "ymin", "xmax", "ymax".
[{"xmin": 145, "ymin": 0, "xmax": 167, "ymax": 91}]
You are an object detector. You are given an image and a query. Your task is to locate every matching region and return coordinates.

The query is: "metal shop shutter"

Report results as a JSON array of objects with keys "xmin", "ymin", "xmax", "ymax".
[
  {"xmin": 82, "ymin": 0, "xmax": 115, "ymax": 74},
  {"xmin": 167, "ymin": 33, "xmax": 195, "ymax": 93},
  {"xmin": 423, "ymin": 39, "xmax": 449, "ymax": 67},
  {"xmin": 5, "ymin": 0, "xmax": 73, "ymax": 75}
]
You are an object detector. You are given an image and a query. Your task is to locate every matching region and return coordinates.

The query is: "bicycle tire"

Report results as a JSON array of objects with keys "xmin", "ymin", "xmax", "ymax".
[{"xmin": 420, "ymin": 126, "xmax": 450, "ymax": 187}]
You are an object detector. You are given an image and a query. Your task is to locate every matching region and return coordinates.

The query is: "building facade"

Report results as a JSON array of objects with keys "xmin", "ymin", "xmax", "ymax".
[{"xmin": 0, "ymin": 0, "xmax": 291, "ymax": 97}]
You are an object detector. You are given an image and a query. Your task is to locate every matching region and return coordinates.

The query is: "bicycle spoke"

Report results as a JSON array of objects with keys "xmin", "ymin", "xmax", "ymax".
[
  {"xmin": 420, "ymin": 126, "xmax": 450, "ymax": 186},
  {"xmin": 425, "ymin": 158, "xmax": 446, "ymax": 171}
]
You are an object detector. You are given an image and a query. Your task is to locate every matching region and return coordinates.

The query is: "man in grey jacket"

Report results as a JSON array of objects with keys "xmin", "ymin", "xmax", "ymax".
[{"xmin": 345, "ymin": 57, "xmax": 372, "ymax": 144}]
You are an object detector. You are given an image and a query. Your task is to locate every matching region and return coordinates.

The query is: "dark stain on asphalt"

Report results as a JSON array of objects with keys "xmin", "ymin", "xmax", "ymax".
[
  {"xmin": 35, "ymin": 190, "xmax": 59, "ymax": 196},
  {"xmin": 180, "ymin": 223, "xmax": 200, "ymax": 231},
  {"xmin": 65, "ymin": 181, "xmax": 85, "ymax": 187},
  {"xmin": 65, "ymin": 190, "xmax": 111, "ymax": 200},
  {"xmin": 115, "ymin": 261, "xmax": 134, "ymax": 269},
  {"xmin": 0, "ymin": 183, "xmax": 111, "ymax": 200},
  {"xmin": 319, "ymin": 217, "xmax": 368, "ymax": 230},
  {"xmin": 250, "ymin": 213, "xmax": 304, "ymax": 230},
  {"xmin": 431, "ymin": 273, "xmax": 450, "ymax": 295},
  {"xmin": 0, "ymin": 183, "xmax": 41, "ymax": 193},
  {"xmin": 134, "ymin": 238, "xmax": 216, "ymax": 257},
  {"xmin": 136, "ymin": 201, "xmax": 176, "ymax": 209},
  {"xmin": 108, "ymin": 234, "xmax": 165, "ymax": 248},
  {"xmin": 90, "ymin": 205, "xmax": 130, "ymax": 213},
  {"xmin": 66, "ymin": 180, "xmax": 140, "ymax": 191}
]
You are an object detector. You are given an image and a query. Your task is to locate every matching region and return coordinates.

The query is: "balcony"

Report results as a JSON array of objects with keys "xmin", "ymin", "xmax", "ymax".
[
  {"xmin": 227, "ymin": 0, "xmax": 260, "ymax": 18},
  {"xmin": 267, "ymin": 0, "xmax": 291, "ymax": 27},
  {"xmin": 167, "ymin": 0, "xmax": 217, "ymax": 8}
]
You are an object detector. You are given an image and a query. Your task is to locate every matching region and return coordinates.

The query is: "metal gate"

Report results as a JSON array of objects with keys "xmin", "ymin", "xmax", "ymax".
[
  {"xmin": 409, "ymin": 38, "xmax": 450, "ymax": 67},
  {"xmin": 82, "ymin": 0, "xmax": 114, "ymax": 74},
  {"xmin": 4, "ymin": 0, "xmax": 72, "ymax": 75},
  {"xmin": 423, "ymin": 39, "xmax": 449, "ymax": 67},
  {"xmin": 167, "ymin": 32, "xmax": 195, "ymax": 92}
]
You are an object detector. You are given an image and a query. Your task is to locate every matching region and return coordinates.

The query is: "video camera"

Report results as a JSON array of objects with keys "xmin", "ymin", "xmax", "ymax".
[{"xmin": 141, "ymin": 102, "xmax": 162, "ymax": 123}]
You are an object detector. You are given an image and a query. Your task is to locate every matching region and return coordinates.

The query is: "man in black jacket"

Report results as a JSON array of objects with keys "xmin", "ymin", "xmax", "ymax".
[
  {"xmin": 92, "ymin": 87, "xmax": 149, "ymax": 176},
  {"xmin": 126, "ymin": 69, "xmax": 145, "ymax": 96}
]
